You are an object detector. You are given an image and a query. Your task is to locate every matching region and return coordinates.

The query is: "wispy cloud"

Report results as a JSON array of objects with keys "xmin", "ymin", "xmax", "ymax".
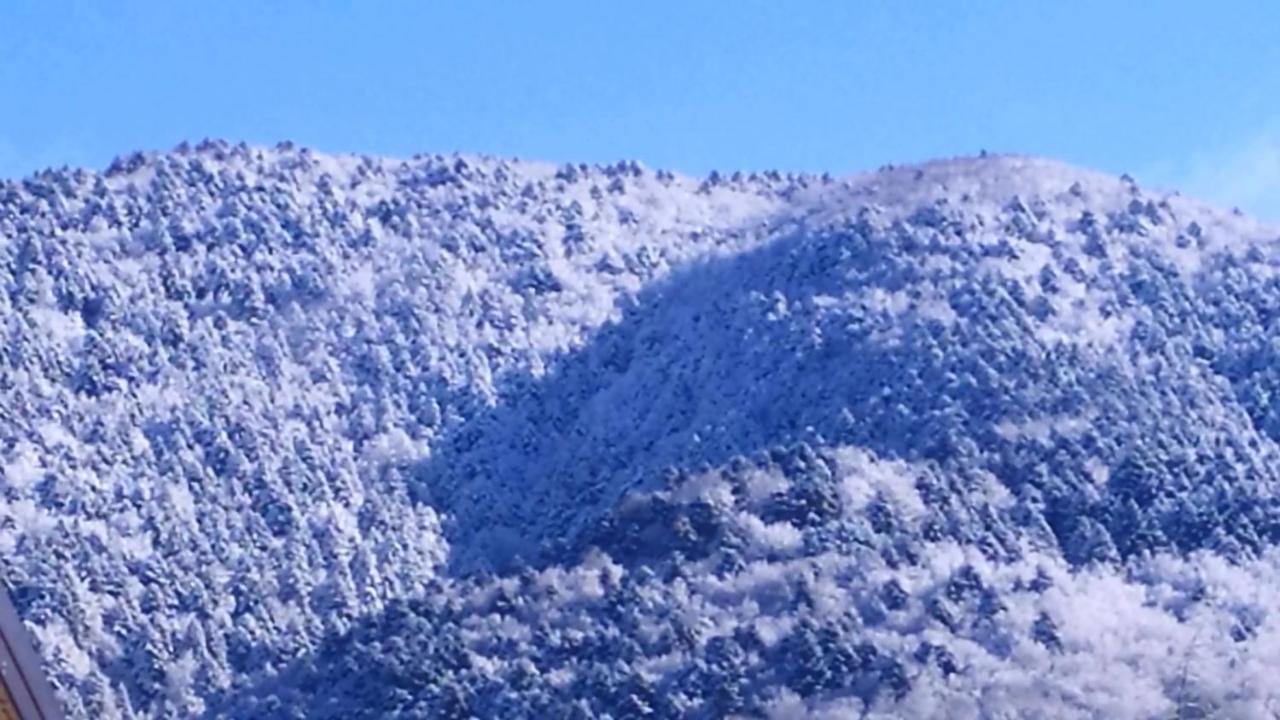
[{"xmin": 1160, "ymin": 126, "xmax": 1280, "ymax": 223}]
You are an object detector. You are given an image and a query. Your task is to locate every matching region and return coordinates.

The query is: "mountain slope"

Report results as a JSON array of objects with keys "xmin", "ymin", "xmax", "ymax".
[{"xmin": 4, "ymin": 143, "xmax": 1280, "ymax": 717}]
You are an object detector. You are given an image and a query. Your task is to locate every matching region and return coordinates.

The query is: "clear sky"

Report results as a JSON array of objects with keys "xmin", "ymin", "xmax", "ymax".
[{"xmin": 2, "ymin": 1, "xmax": 1279, "ymax": 218}]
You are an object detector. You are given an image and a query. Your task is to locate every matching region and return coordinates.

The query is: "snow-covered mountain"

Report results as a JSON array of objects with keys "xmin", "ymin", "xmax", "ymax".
[{"xmin": 5, "ymin": 141, "xmax": 1280, "ymax": 717}]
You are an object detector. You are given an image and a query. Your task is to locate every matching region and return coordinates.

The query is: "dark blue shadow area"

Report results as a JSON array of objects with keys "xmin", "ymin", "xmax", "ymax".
[{"xmin": 414, "ymin": 213, "xmax": 1280, "ymax": 572}]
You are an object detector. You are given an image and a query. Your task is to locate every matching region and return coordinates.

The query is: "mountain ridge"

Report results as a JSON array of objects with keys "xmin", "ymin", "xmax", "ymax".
[{"xmin": 4, "ymin": 142, "xmax": 1280, "ymax": 717}]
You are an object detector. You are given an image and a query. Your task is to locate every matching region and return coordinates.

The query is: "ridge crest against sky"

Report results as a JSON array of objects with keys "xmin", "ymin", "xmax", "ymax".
[
  {"xmin": 7, "ymin": 140, "xmax": 1280, "ymax": 718},
  {"xmin": 1, "ymin": 2, "xmax": 1278, "ymax": 219}
]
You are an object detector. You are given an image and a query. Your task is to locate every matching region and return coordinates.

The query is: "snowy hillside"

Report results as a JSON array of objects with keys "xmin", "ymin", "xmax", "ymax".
[{"xmin": 5, "ymin": 141, "xmax": 1280, "ymax": 717}]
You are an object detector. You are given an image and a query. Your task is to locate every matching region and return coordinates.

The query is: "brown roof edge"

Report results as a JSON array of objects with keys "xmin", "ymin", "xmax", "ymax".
[{"xmin": 0, "ymin": 586, "xmax": 65, "ymax": 720}]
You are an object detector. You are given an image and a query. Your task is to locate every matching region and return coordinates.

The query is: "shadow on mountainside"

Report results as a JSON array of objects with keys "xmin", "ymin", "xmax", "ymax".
[{"xmin": 411, "ymin": 212, "xmax": 1280, "ymax": 573}]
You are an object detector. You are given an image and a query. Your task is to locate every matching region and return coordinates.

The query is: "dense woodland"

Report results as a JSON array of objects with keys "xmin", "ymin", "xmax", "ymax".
[{"xmin": 4, "ymin": 143, "xmax": 1280, "ymax": 717}]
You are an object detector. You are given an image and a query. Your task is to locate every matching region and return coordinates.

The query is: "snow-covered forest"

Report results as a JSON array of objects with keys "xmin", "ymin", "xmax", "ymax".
[{"xmin": 5, "ymin": 141, "xmax": 1280, "ymax": 717}]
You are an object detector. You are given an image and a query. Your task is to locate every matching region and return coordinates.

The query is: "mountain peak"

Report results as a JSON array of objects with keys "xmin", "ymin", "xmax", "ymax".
[{"xmin": 5, "ymin": 145, "xmax": 1280, "ymax": 718}]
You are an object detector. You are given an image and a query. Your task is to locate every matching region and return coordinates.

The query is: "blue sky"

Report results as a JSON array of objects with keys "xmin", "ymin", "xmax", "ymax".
[{"xmin": 2, "ymin": 1, "xmax": 1278, "ymax": 218}]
